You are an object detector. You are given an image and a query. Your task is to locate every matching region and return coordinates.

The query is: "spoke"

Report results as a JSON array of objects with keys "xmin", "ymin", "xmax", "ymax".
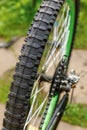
[
  {"xmin": 31, "ymin": 75, "xmax": 41, "ymax": 96},
  {"xmin": 46, "ymin": 7, "xmax": 70, "ymax": 72},
  {"xmin": 55, "ymin": 6, "xmax": 70, "ymax": 47},
  {"xmin": 42, "ymin": 7, "xmax": 70, "ymax": 71},
  {"xmin": 53, "ymin": 22, "xmax": 58, "ymax": 42},
  {"xmin": 42, "ymin": 4, "xmax": 68, "ymax": 71},
  {"xmin": 30, "ymin": 100, "xmax": 44, "ymax": 129},
  {"xmin": 24, "ymin": 94, "xmax": 48, "ymax": 130},
  {"xmin": 54, "ymin": 3, "xmax": 68, "ymax": 41},
  {"xmin": 24, "ymin": 76, "xmax": 50, "ymax": 130},
  {"xmin": 25, "ymin": 87, "xmax": 38, "ymax": 129},
  {"xmin": 30, "ymin": 84, "xmax": 50, "ymax": 99},
  {"xmin": 29, "ymin": 94, "xmax": 48, "ymax": 122}
]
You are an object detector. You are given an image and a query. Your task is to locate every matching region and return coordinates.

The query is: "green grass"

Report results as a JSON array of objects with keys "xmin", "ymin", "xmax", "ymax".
[
  {"xmin": 0, "ymin": 68, "xmax": 14, "ymax": 104},
  {"xmin": 74, "ymin": 0, "xmax": 87, "ymax": 49},
  {"xmin": 62, "ymin": 104, "xmax": 87, "ymax": 128},
  {"xmin": 0, "ymin": 0, "xmax": 87, "ymax": 49},
  {"xmin": 0, "ymin": 0, "xmax": 42, "ymax": 41}
]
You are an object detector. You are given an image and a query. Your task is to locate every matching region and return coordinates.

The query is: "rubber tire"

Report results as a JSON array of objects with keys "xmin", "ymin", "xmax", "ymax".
[{"xmin": 2, "ymin": 0, "xmax": 65, "ymax": 130}]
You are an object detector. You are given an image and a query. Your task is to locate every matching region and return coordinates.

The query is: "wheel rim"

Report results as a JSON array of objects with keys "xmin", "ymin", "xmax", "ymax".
[{"xmin": 23, "ymin": 1, "xmax": 75, "ymax": 130}]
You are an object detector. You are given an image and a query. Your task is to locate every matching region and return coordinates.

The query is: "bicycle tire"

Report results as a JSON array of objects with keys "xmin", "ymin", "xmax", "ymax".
[{"xmin": 2, "ymin": 0, "xmax": 79, "ymax": 130}]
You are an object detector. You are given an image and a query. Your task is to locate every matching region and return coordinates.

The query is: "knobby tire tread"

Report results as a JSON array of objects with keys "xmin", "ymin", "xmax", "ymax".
[{"xmin": 2, "ymin": 0, "xmax": 64, "ymax": 130}]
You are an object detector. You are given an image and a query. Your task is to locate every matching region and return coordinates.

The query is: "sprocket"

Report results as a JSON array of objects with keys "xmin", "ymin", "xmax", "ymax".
[{"xmin": 39, "ymin": 57, "xmax": 68, "ymax": 129}]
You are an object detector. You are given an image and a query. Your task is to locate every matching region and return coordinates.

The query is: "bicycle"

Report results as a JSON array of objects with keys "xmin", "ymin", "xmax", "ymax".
[{"xmin": 2, "ymin": 0, "xmax": 80, "ymax": 130}]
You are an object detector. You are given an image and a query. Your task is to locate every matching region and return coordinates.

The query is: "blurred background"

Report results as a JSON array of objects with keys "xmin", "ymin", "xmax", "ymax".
[
  {"xmin": 0, "ymin": 0, "xmax": 87, "ymax": 49},
  {"xmin": 0, "ymin": 0, "xmax": 87, "ymax": 130}
]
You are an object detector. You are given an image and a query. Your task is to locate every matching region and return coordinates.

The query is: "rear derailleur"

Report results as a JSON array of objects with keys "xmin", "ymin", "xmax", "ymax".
[{"xmin": 59, "ymin": 70, "xmax": 80, "ymax": 93}]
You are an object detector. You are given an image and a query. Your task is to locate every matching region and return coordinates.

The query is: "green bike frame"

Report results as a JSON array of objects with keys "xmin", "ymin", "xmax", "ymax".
[{"xmin": 41, "ymin": 0, "xmax": 75, "ymax": 129}]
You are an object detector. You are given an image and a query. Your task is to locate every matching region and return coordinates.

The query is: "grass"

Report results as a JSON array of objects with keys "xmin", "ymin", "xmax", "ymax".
[
  {"xmin": 0, "ymin": 0, "xmax": 87, "ymax": 49},
  {"xmin": 0, "ymin": 0, "xmax": 42, "ymax": 41},
  {"xmin": 74, "ymin": 0, "xmax": 87, "ymax": 49},
  {"xmin": 62, "ymin": 104, "xmax": 87, "ymax": 128},
  {"xmin": 0, "ymin": 68, "xmax": 14, "ymax": 104}
]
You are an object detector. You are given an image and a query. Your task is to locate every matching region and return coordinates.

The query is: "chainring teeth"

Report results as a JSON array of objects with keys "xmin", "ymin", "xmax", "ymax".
[{"xmin": 39, "ymin": 57, "xmax": 68, "ymax": 129}]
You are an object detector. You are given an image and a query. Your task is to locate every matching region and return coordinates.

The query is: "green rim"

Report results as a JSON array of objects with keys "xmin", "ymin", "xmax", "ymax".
[
  {"xmin": 42, "ymin": 94, "xmax": 59, "ymax": 130},
  {"xmin": 41, "ymin": 0, "xmax": 75, "ymax": 129},
  {"xmin": 65, "ymin": 0, "xmax": 75, "ymax": 56}
]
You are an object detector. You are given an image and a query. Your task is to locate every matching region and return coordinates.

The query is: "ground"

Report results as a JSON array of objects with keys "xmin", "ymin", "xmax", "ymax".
[{"xmin": 0, "ymin": 38, "xmax": 87, "ymax": 130}]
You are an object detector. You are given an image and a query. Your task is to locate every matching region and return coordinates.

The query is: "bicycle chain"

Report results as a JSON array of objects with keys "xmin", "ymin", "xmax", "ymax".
[{"xmin": 39, "ymin": 57, "xmax": 68, "ymax": 129}]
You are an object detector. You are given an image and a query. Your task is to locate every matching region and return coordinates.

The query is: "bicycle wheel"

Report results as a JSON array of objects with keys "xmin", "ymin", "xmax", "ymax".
[{"xmin": 2, "ymin": 0, "xmax": 79, "ymax": 130}]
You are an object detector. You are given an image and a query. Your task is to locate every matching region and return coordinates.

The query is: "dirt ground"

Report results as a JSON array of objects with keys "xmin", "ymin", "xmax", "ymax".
[
  {"xmin": 0, "ymin": 38, "xmax": 87, "ymax": 130},
  {"xmin": 69, "ymin": 50, "xmax": 87, "ymax": 104},
  {"xmin": 0, "ymin": 37, "xmax": 24, "ymax": 76},
  {"xmin": 28, "ymin": 122, "xmax": 87, "ymax": 130}
]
